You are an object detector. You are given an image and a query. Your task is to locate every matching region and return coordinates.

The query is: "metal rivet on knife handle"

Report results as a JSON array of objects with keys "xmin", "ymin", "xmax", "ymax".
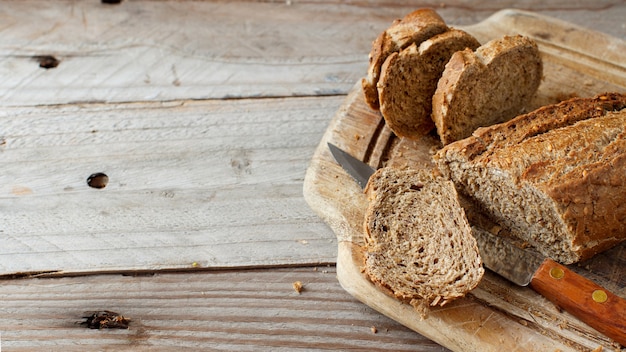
[
  {"xmin": 592, "ymin": 290, "xmax": 608, "ymax": 303},
  {"xmin": 549, "ymin": 266, "xmax": 564, "ymax": 280}
]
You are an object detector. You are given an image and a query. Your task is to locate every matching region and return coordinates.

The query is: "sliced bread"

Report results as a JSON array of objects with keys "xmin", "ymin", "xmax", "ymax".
[
  {"xmin": 361, "ymin": 9, "xmax": 449, "ymax": 110},
  {"xmin": 435, "ymin": 93, "xmax": 626, "ymax": 264},
  {"xmin": 377, "ymin": 29, "xmax": 480, "ymax": 140},
  {"xmin": 432, "ymin": 35, "xmax": 543, "ymax": 145},
  {"xmin": 363, "ymin": 167, "xmax": 484, "ymax": 318}
]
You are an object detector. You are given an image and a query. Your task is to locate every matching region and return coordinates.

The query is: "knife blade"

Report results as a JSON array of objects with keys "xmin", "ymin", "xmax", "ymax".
[
  {"xmin": 327, "ymin": 142, "xmax": 626, "ymax": 346},
  {"xmin": 327, "ymin": 142, "xmax": 375, "ymax": 189}
]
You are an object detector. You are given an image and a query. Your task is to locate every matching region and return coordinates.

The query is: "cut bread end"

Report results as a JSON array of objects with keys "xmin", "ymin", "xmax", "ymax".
[{"xmin": 435, "ymin": 93, "xmax": 626, "ymax": 264}]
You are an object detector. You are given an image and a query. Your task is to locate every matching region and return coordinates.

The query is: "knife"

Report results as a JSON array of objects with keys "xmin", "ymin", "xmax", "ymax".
[{"xmin": 327, "ymin": 142, "xmax": 626, "ymax": 346}]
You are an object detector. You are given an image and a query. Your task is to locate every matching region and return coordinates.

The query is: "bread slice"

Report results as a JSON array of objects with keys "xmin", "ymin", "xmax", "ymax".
[
  {"xmin": 363, "ymin": 167, "xmax": 484, "ymax": 318},
  {"xmin": 361, "ymin": 9, "xmax": 449, "ymax": 110},
  {"xmin": 435, "ymin": 93, "xmax": 626, "ymax": 264},
  {"xmin": 433, "ymin": 35, "xmax": 543, "ymax": 145},
  {"xmin": 377, "ymin": 29, "xmax": 480, "ymax": 140}
]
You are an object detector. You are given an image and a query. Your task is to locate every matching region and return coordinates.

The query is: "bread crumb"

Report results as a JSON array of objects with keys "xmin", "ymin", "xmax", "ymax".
[
  {"xmin": 371, "ymin": 326, "xmax": 378, "ymax": 334},
  {"xmin": 591, "ymin": 346, "xmax": 602, "ymax": 352},
  {"xmin": 292, "ymin": 281, "xmax": 304, "ymax": 294}
]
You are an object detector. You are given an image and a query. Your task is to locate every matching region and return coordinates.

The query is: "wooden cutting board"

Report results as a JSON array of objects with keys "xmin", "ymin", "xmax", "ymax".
[{"xmin": 303, "ymin": 9, "xmax": 626, "ymax": 352}]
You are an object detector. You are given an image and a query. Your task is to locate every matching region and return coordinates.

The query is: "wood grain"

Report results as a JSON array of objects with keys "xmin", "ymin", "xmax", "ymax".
[
  {"xmin": 0, "ymin": 97, "xmax": 342, "ymax": 275},
  {"xmin": 0, "ymin": 1, "xmax": 624, "ymax": 106},
  {"xmin": 303, "ymin": 9, "xmax": 626, "ymax": 352},
  {"xmin": 0, "ymin": 266, "xmax": 448, "ymax": 351}
]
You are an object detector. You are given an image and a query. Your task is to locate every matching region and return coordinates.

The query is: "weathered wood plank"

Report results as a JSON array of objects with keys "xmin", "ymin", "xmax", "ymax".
[
  {"xmin": 0, "ymin": 1, "xmax": 623, "ymax": 106},
  {"xmin": 0, "ymin": 266, "xmax": 450, "ymax": 352},
  {"xmin": 0, "ymin": 96, "xmax": 342, "ymax": 275}
]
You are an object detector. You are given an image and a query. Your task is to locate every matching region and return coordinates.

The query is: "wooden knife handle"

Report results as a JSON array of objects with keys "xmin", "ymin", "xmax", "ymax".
[{"xmin": 530, "ymin": 258, "xmax": 626, "ymax": 347}]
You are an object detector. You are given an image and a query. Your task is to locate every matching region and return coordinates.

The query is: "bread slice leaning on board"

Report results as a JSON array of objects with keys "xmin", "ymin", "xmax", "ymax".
[
  {"xmin": 435, "ymin": 93, "xmax": 626, "ymax": 264},
  {"xmin": 432, "ymin": 35, "xmax": 543, "ymax": 145},
  {"xmin": 363, "ymin": 167, "xmax": 484, "ymax": 319}
]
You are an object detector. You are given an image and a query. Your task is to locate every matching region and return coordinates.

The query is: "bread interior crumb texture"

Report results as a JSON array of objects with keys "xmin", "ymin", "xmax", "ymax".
[{"xmin": 364, "ymin": 168, "xmax": 483, "ymax": 318}]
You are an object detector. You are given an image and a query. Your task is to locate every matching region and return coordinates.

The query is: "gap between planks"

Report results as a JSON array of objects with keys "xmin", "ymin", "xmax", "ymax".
[{"xmin": 0, "ymin": 262, "xmax": 338, "ymax": 281}]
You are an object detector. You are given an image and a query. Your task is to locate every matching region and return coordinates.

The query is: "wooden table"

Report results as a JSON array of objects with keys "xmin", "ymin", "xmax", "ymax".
[{"xmin": 0, "ymin": 1, "xmax": 623, "ymax": 350}]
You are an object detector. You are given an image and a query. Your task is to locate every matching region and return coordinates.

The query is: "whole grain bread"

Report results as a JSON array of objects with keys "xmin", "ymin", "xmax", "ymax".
[
  {"xmin": 433, "ymin": 35, "xmax": 543, "ymax": 145},
  {"xmin": 363, "ymin": 167, "xmax": 484, "ymax": 318},
  {"xmin": 377, "ymin": 29, "xmax": 480, "ymax": 140},
  {"xmin": 435, "ymin": 93, "xmax": 626, "ymax": 264},
  {"xmin": 361, "ymin": 9, "xmax": 449, "ymax": 110}
]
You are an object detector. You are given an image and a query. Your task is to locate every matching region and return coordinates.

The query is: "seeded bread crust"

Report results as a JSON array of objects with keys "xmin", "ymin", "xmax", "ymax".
[
  {"xmin": 433, "ymin": 35, "xmax": 543, "ymax": 145},
  {"xmin": 361, "ymin": 9, "xmax": 449, "ymax": 110},
  {"xmin": 435, "ymin": 93, "xmax": 626, "ymax": 264},
  {"xmin": 377, "ymin": 29, "xmax": 480, "ymax": 140},
  {"xmin": 363, "ymin": 167, "xmax": 484, "ymax": 318}
]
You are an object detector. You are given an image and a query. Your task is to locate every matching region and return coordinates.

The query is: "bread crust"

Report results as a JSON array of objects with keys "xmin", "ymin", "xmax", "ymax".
[
  {"xmin": 435, "ymin": 93, "xmax": 626, "ymax": 264},
  {"xmin": 377, "ymin": 29, "xmax": 480, "ymax": 140},
  {"xmin": 433, "ymin": 35, "xmax": 543, "ymax": 145},
  {"xmin": 361, "ymin": 8, "xmax": 448, "ymax": 110}
]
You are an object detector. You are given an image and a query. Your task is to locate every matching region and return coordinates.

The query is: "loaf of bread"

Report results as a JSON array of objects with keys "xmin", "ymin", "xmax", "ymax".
[
  {"xmin": 377, "ymin": 29, "xmax": 480, "ymax": 140},
  {"xmin": 361, "ymin": 8, "xmax": 449, "ymax": 110},
  {"xmin": 435, "ymin": 93, "xmax": 626, "ymax": 264},
  {"xmin": 363, "ymin": 167, "xmax": 484, "ymax": 318},
  {"xmin": 432, "ymin": 35, "xmax": 543, "ymax": 145}
]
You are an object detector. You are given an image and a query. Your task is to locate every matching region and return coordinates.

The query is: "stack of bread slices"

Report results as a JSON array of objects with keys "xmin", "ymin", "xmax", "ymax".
[
  {"xmin": 363, "ymin": 8, "xmax": 543, "ymax": 145},
  {"xmin": 360, "ymin": 8, "xmax": 626, "ymax": 318}
]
